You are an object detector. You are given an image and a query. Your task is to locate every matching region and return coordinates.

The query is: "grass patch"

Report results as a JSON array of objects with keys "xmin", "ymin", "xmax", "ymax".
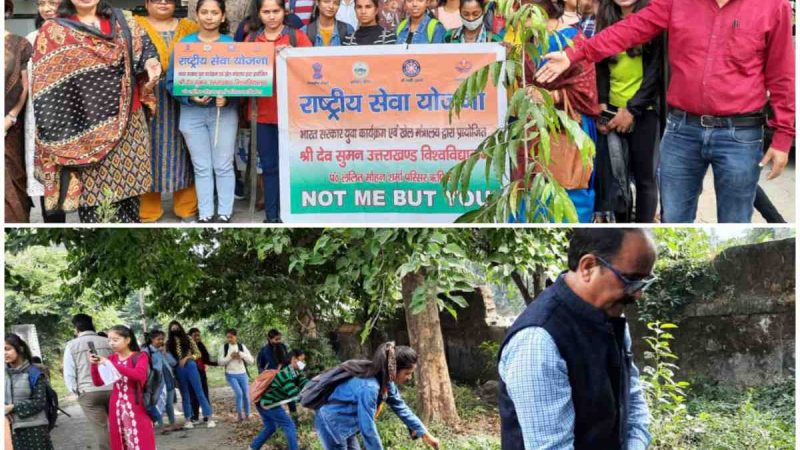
[
  {"xmin": 649, "ymin": 378, "xmax": 795, "ymax": 450},
  {"xmin": 219, "ymin": 383, "xmax": 500, "ymax": 450}
]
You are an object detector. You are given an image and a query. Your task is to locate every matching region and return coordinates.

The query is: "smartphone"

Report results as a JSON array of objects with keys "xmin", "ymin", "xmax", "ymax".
[
  {"xmin": 599, "ymin": 109, "xmax": 617, "ymax": 124},
  {"xmin": 87, "ymin": 341, "xmax": 97, "ymax": 356}
]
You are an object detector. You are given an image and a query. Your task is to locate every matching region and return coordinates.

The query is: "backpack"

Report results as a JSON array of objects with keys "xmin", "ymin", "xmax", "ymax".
[
  {"xmin": 397, "ymin": 17, "xmax": 439, "ymax": 43},
  {"xmin": 249, "ymin": 369, "xmax": 279, "ymax": 404},
  {"xmin": 26, "ymin": 366, "xmax": 59, "ymax": 431},
  {"xmin": 132, "ymin": 351, "xmax": 164, "ymax": 422},
  {"xmin": 298, "ymin": 365, "xmax": 354, "ymax": 410},
  {"xmin": 224, "ymin": 342, "xmax": 252, "ymax": 378},
  {"xmin": 305, "ymin": 20, "xmax": 351, "ymax": 46}
]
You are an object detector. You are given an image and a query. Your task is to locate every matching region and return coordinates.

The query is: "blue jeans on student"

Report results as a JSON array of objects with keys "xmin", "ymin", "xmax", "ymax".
[
  {"xmin": 256, "ymin": 123, "xmax": 280, "ymax": 220},
  {"xmin": 315, "ymin": 414, "xmax": 361, "ymax": 450},
  {"xmin": 175, "ymin": 360, "xmax": 213, "ymax": 420},
  {"xmin": 179, "ymin": 104, "xmax": 239, "ymax": 219},
  {"xmin": 156, "ymin": 388, "xmax": 176, "ymax": 426},
  {"xmin": 658, "ymin": 110, "xmax": 764, "ymax": 223},
  {"xmin": 251, "ymin": 404, "xmax": 298, "ymax": 450},
  {"xmin": 226, "ymin": 372, "xmax": 251, "ymax": 417}
]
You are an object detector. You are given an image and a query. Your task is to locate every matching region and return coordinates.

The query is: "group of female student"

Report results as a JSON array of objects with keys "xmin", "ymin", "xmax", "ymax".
[
  {"xmin": 5, "ymin": 324, "xmax": 440, "ymax": 450},
  {"xmin": 12, "ymin": 0, "xmax": 503, "ymax": 224}
]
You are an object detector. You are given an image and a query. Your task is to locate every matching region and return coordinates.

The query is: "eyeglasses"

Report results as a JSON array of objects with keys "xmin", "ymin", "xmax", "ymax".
[{"xmin": 594, "ymin": 255, "xmax": 657, "ymax": 295}]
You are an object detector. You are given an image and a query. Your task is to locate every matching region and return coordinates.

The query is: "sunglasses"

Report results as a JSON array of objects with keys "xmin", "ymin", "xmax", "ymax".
[{"xmin": 594, "ymin": 255, "xmax": 657, "ymax": 295}]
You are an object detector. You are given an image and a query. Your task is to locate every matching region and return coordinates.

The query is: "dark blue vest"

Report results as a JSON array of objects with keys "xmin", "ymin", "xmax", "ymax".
[{"xmin": 498, "ymin": 275, "xmax": 632, "ymax": 450}]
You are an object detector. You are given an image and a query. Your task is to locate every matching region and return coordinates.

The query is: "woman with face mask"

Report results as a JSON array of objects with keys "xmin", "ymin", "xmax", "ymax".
[
  {"xmin": 444, "ymin": 0, "xmax": 502, "ymax": 43},
  {"xmin": 314, "ymin": 342, "xmax": 440, "ymax": 450},
  {"xmin": 249, "ymin": 350, "xmax": 308, "ymax": 450}
]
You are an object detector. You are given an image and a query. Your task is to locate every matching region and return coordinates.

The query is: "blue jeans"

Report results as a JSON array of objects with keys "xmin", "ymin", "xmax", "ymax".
[
  {"xmin": 315, "ymin": 414, "xmax": 361, "ymax": 450},
  {"xmin": 658, "ymin": 110, "xmax": 764, "ymax": 223},
  {"xmin": 226, "ymin": 372, "xmax": 251, "ymax": 416},
  {"xmin": 251, "ymin": 404, "xmax": 298, "ymax": 450},
  {"xmin": 256, "ymin": 123, "xmax": 280, "ymax": 220},
  {"xmin": 156, "ymin": 388, "xmax": 176, "ymax": 426},
  {"xmin": 175, "ymin": 360, "xmax": 213, "ymax": 420},
  {"xmin": 179, "ymin": 104, "xmax": 239, "ymax": 219}
]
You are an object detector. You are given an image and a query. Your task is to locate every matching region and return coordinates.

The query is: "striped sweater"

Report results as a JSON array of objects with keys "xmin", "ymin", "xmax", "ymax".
[{"xmin": 259, "ymin": 366, "xmax": 309, "ymax": 408}]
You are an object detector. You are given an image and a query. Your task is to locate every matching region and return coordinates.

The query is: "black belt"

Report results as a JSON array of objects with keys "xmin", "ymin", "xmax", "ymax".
[{"xmin": 669, "ymin": 108, "xmax": 766, "ymax": 128}]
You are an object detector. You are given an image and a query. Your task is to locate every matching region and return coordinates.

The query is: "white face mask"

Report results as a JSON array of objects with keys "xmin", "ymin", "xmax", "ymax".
[
  {"xmin": 296, "ymin": 361, "xmax": 306, "ymax": 371},
  {"xmin": 462, "ymin": 15, "xmax": 483, "ymax": 31}
]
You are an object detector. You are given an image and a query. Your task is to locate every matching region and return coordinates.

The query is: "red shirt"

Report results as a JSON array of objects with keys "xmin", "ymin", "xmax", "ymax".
[
  {"xmin": 567, "ymin": 0, "xmax": 795, "ymax": 152},
  {"xmin": 246, "ymin": 28, "xmax": 313, "ymax": 124}
]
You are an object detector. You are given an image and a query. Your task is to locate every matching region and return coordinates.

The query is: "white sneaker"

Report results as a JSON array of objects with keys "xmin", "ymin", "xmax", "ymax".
[
  {"xmin": 183, "ymin": 421, "xmax": 194, "ymax": 430},
  {"xmin": 207, "ymin": 420, "xmax": 216, "ymax": 428}
]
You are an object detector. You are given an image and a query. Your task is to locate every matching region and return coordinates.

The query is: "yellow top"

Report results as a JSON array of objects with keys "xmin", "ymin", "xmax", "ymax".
[{"xmin": 319, "ymin": 27, "xmax": 333, "ymax": 46}]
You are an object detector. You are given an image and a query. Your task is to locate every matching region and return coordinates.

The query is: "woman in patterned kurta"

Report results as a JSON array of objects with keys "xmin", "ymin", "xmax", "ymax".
[
  {"xmin": 90, "ymin": 325, "xmax": 156, "ymax": 450},
  {"xmin": 135, "ymin": 2, "xmax": 199, "ymax": 222},
  {"xmin": 32, "ymin": 0, "xmax": 161, "ymax": 223}
]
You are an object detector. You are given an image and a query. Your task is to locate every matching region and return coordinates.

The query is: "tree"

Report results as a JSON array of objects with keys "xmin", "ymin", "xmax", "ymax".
[{"xmin": 442, "ymin": 0, "xmax": 594, "ymax": 222}]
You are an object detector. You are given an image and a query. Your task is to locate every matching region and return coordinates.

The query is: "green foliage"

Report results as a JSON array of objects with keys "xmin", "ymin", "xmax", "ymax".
[
  {"xmin": 637, "ymin": 230, "xmax": 718, "ymax": 323},
  {"xmin": 443, "ymin": 0, "xmax": 594, "ymax": 222},
  {"xmin": 95, "ymin": 187, "xmax": 120, "ymax": 223},
  {"xmin": 641, "ymin": 322, "xmax": 794, "ymax": 450},
  {"xmin": 478, "ymin": 340, "xmax": 501, "ymax": 380}
]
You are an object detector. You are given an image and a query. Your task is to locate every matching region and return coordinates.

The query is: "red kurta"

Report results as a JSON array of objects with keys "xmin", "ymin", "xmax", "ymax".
[{"xmin": 91, "ymin": 353, "xmax": 156, "ymax": 450}]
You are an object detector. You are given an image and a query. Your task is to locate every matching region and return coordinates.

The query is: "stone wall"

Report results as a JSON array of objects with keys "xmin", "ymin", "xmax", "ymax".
[{"xmin": 627, "ymin": 237, "xmax": 795, "ymax": 387}]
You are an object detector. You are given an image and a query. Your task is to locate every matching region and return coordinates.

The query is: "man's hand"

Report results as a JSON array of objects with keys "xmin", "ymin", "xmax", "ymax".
[
  {"xmin": 759, "ymin": 148, "xmax": 789, "ymax": 180},
  {"xmin": 607, "ymin": 107, "xmax": 634, "ymax": 133},
  {"xmin": 536, "ymin": 51, "xmax": 571, "ymax": 84},
  {"xmin": 422, "ymin": 433, "xmax": 440, "ymax": 449}
]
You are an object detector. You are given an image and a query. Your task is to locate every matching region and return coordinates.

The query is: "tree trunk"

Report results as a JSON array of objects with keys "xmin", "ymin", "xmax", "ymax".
[
  {"xmin": 138, "ymin": 290, "xmax": 147, "ymax": 333},
  {"xmin": 401, "ymin": 271, "xmax": 460, "ymax": 427},
  {"xmin": 296, "ymin": 307, "xmax": 318, "ymax": 339}
]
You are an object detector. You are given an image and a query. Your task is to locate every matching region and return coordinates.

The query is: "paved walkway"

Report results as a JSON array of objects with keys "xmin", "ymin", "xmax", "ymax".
[{"xmin": 51, "ymin": 388, "xmax": 238, "ymax": 450}]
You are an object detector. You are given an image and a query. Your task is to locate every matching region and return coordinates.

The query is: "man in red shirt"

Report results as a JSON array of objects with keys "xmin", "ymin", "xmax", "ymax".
[{"xmin": 536, "ymin": 0, "xmax": 794, "ymax": 223}]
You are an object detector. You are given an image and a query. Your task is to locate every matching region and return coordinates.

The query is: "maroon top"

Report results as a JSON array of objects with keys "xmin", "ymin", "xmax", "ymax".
[{"xmin": 566, "ymin": 0, "xmax": 795, "ymax": 152}]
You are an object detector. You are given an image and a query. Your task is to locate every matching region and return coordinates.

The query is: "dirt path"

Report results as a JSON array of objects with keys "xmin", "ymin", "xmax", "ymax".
[{"xmin": 51, "ymin": 387, "xmax": 242, "ymax": 450}]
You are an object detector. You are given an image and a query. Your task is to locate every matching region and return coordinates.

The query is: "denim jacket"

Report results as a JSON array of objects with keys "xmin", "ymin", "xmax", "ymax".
[
  {"xmin": 396, "ymin": 14, "xmax": 447, "ymax": 45},
  {"xmin": 303, "ymin": 20, "xmax": 354, "ymax": 47},
  {"xmin": 317, "ymin": 376, "xmax": 427, "ymax": 450}
]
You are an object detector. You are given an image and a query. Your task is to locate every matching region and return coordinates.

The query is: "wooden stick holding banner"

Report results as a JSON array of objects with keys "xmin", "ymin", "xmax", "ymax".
[{"xmin": 248, "ymin": 97, "xmax": 258, "ymax": 216}]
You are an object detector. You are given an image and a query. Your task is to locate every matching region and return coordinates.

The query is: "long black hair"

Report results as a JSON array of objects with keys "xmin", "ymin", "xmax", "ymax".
[
  {"xmin": 108, "ymin": 325, "xmax": 141, "ymax": 352},
  {"xmin": 531, "ymin": 0, "xmax": 563, "ymax": 21},
  {"xmin": 166, "ymin": 320, "xmax": 192, "ymax": 357},
  {"xmin": 247, "ymin": 0, "xmax": 287, "ymax": 33},
  {"xmin": 4, "ymin": 334, "xmax": 33, "ymax": 365},
  {"xmin": 596, "ymin": 0, "xmax": 648, "ymax": 56},
  {"xmin": 342, "ymin": 342, "xmax": 417, "ymax": 393},
  {"xmin": 196, "ymin": 0, "xmax": 231, "ymax": 35},
  {"xmin": 57, "ymin": 0, "xmax": 114, "ymax": 19}
]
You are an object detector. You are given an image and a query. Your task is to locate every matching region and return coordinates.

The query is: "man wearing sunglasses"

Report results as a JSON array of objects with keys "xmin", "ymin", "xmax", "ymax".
[{"xmin": 498, "ymin": 228, "xmax": 657, "ymax": 450}]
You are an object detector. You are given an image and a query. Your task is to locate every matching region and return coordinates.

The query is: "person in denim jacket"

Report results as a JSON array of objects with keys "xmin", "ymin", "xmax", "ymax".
[{"xmin": 314, "ymin": 342, "xmax": 440, "ymax": 450}]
